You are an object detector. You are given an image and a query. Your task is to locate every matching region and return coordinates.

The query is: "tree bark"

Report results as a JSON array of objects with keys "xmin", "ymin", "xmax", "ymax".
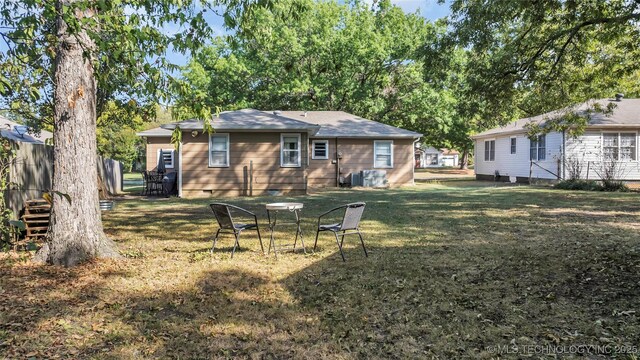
[
  {"xmin": 459, "ymin": 148, "xmax": 470, "ymax": 170},
  {"xmin": 35, "ymin": 0, "xmax": 120, "ymax": 266}
]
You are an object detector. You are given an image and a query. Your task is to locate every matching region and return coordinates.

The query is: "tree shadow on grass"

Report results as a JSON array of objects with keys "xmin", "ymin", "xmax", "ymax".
[
  {"xmin": 4, "ymin": 183, "xmax": 640, "ymax": 358},
  {"xmin": 283, "ymin": 239, "xmax": 640, "ymax": 359},
  {"xmin": 0, "ymin": 263, "xmax": 342, "ymax": 359}
]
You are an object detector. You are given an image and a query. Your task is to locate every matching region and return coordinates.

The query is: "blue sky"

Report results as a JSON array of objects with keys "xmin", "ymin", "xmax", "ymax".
[
  {"xmin": 0, "ymin": 1, "xmax": 451, "ymax": 71},
  {"xmin": 166, "ymin": 0, "xmax": 451, "ymax": 66}
]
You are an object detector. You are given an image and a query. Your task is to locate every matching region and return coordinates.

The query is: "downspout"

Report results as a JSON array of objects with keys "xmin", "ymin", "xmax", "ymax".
[
  {"xmin": 562, "ymin": 130, "xmax": 566, "ymax": 180},
  {"xmin": 413, "ymin": 138, "xmax": 419, "ymax": 185},
  {"xmin": 178, "ymin": 139, "xmax": 183, "ymax": 197},
  {"xmin": 335, "ymin": 138, "xmax": 340, "ymax": 187}
]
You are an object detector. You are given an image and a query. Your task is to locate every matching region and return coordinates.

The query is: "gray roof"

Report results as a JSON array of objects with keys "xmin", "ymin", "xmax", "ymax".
[
  {"xmin": 160, "ymin": 109, "xmax": 321, "ymax": 134},
  {"xmin": 136, "ymin": 127, "xmax": 173, "ymax": 137},
  {"xmin": 0, "ymin": 115, "xmax": 52, "ymax": 144},
  {"xmin": 473, "ymin": 98, "xmax": 640, "ymax": 139},
  {"xmin": 276, "ymin": 111, "xmax": 422, "ymax": 138}
]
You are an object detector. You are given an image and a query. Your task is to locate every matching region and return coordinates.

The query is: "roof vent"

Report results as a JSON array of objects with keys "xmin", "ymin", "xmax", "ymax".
[
  {"xmin": 273, "ymin": 110, "xmax": 282, "ymax": 115},
  {"xmin": 615, "ymin": 93, "xmax": 624, "ymax": 101},
  {"xmin": 303, "ymin": 112, "xmax": 308, "ymax": 117}
]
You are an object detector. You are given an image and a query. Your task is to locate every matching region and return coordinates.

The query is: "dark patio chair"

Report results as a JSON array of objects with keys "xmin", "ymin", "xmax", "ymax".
[
  {"xmin": 313, "ymin": 202, "xmax": 367, "ymax": 261},
  {"xmin": 209, "ymin": 203, "xmax": 264, "ymax": 258}
]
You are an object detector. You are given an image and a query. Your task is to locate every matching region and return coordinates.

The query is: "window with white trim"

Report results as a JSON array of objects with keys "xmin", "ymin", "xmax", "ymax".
[
  {"xmin": 529, "ymin": 134, "xmax": 546, "ymax": 161},
  {"xmin": 312, "ymin": 140, "xmax": 329, "ymax": 160},
  {"xmin": 158, "ymin": 149, "xmax": 175, "ymax": 168},
  {"xmin": 603, "ymin": 132, "xmax": 636, "ymax": 161},
  {"xmin": 209, "ymin": 134, "xmax": 229, "ymax": 167},
  {"xmin": 281, "ymin": 133, "xmax": 301, "ymax": 167},
  {"xmin": 374, "ymin": 140, "xmax": 393, "ymax": 168},
  {"xmin": 484, "ymin": 140, "xmax": 495, "ymax": 161},
  {"xmin": 510, "ymin": 137, "xmax": 517, "ymax": 154}
]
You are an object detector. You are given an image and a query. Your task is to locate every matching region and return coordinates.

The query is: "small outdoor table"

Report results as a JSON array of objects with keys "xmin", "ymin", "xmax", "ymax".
[{"xmin": 266, "ymin": 202, "xmax": 306, "ymax": 258}]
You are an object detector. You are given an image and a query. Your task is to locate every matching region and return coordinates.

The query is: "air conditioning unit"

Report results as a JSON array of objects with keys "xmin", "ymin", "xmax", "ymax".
[
  {"xmin": 351, "ymin": 172, "xmax": 363, "ymax": 187},
  {"xmin": 361, "ymin": 170, "xmax": 387, "ymax": 187}
]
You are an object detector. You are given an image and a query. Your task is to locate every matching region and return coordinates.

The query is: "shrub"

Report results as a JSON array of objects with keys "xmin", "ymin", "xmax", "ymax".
[
  {"xmin": 555, "ymin": 179, "xmax": 603, "ymax": 191},
  {"xmin": 555, "ymin": 179, "xmax": 629, "ymax": 192},
  {"xmin": 601, "ymin": 180, "xmax": 630, "ymax": 192}
]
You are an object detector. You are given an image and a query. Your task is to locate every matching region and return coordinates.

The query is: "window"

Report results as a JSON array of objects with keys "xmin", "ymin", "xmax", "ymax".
[
  {"xmin": 484, "ymin": 140, "xmax": 495, "ymax": 161},
  {"xmin": 603, "ymin": 133, "xmax": 636, "ymax": 161},
  {"xmin": 510, "ymin": 137, "xmax": 517, "ymax": 154},
  {"xmin": 529, "ymin": 134, "xmax": 546, "ymax": 161},
  {"xmin": 312, "ymin": 140, "xmax": 329, "ymax": 160},
  {"xmin": 157, "ymin": 149, "xmax": 175, "ymax": 168},
  {"xmin": 281, "ymin": 133, "xmax": 301, "ymax": 167},
  {"xmin": 374, "ymin": 140, "xmax": 393, "ymax": 168},
  {"xmin": 209, "ymin": 134, "xmax": 229, "ymax": 167}
]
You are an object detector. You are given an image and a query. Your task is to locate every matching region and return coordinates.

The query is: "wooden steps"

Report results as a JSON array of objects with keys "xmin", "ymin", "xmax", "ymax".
[{"xmin": 22, "ymin": 199, "xmax": 50, "ymax": 240}]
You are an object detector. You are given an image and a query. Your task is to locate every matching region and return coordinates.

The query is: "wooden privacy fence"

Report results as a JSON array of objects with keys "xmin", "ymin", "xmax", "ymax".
[{"xmin": 4, "ymin": 142, "xmax": 123, "ymax": 219}]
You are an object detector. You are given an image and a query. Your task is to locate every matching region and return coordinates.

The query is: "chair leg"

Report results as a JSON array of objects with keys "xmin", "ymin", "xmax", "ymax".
[
  {"xmin": 255, "ymin": 225, "xmax": 265, "ymax": 255},
  {"xmin": 211, "ymin": 229, "xmax": 221, "ymax": 253},
  {"xmin": 314, "ymin": 230, "xmax": 320, "ymax": 251},
  {"xmin": 293, "ymin": 227, "xmax": 298, "ymax": 251},
  {"xmin": 334, "ymin": 232, "xmax": 346, "ymax": 261},
  {"xmin": 358, "ymin": 231, "xmax": 368, "ymax": 257},
  {"xmin": 231, "ymin": 231, "xmax": 241, "ymax": 259},
  {"xmin": 298, "ymin": 225, "xmax": 306, "ymax": 254}
]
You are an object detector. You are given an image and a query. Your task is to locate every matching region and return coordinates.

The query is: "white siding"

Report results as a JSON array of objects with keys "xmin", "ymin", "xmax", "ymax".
[
  {"xmin": 565, "ymin": 131, "xmax": 640, "ymax": 180},
  {"xmin": 475, "ymin": 132, "xmax": 563, "ymax": 179}
]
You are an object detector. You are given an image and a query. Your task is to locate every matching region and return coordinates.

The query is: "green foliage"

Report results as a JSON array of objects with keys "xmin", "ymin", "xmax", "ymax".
[
  {"xmin": 174, "ymin": 0, "xmax": 468, "ymax": 151},
  {"xmin": 171, "ymin": 126, "xmax": 182, "ymax": 151},
  {"xmin": 430, "ymin": 0, "xmax": 640, "ymax": 130},
  {"xmin": 0, "ymin": 0, "xmax": 268, "ymax": 131},
  {"xmin": 555, "ymin": 180, "xmax": 604, "ymax": 192},
  {"xmin": 96, "ymin": 101, "xmax": 144, "ymax": 171},
  {"xmin": 0, "ymin": 138, "xmax": 17, "ymax": 246},
  {"xmin": 555, "ymin": 179, "xmax": 629, "ymax": 192}
]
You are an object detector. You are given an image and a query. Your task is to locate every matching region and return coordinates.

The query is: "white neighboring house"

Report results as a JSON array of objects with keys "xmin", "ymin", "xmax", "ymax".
[
  {"xmin": 471, "ymin": 97, "xmax": 640, "ymax": 182},
  {"xmin": 415, "ymin": 146, "xmax": 459, "ymax": 168}
]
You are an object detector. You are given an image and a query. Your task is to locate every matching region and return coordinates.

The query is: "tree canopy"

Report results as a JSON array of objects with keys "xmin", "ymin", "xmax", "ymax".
[
  {"xmin": 429, "ymin": 0, "xmax": 640, "ymax": 128},
  {"xmin": 0, "ymin": 0, "xmax": 266, "ymax": 265},
  {"xmin": 175, "ymin": 0, "xmax": 470, "ymax": 153}
]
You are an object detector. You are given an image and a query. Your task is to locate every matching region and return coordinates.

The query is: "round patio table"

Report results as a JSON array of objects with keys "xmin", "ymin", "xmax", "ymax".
[{"xmin": 266, "ymin": 202, "xmax": 306, "ymax": 258}]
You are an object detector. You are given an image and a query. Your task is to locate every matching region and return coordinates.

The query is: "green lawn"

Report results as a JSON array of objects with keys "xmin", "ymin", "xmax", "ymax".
[
  {"xmin": 122, "ymin": 172, "xmax": 143, "ymax": 194},
  {"xmin": 2, "ymin": 182, "xmax": 639, "ymax": 359}
]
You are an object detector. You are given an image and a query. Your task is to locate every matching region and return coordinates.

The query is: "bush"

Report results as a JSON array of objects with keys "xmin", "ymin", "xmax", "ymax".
[
  {"xmin": 601, "ymin": 180, "xmax": 630, "ymax": 192},
  {"xmin": 555, "ymin": 179, "xmax": 629, "ymax": 192},
  {"xmin": 555, "ymin": 179, "xmax": 603, "ymax": 191}
]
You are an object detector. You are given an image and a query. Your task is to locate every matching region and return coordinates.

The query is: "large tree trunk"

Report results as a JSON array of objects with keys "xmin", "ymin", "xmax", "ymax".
[
  {"xmin": 459, "ymin": 148, "xmax": 470, "ymax": 170},
  {"xmin": 35, "ymin": 0, "xmax": 120, "ymax": 266}
]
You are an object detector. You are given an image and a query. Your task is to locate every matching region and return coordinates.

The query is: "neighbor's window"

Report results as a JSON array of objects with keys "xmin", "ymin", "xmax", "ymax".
[
  {"xmin": 158, "ymin": 149, "xmax": 175, "ymax": 168},
  {"xmin": 510, "ymin": 137, "xmax": 517, "ymax": 154},
  {"xmin": 312, "ymin": 140, "xmax": 329, "ymax": 160},
  {"xmin": 374, "ymin": 140, "xmax": 393, "ymax": 168},
  {"xmin": 603, "ymin": 133, "xmax": 636, "ymax": 161},
  {"xmin": 529, "ymin": 135, "xmax": 546, "ymax": 161},
  {"xmin": 281, "ymin": 133, "xmax": 301, "ymax": 167},
  {"xmin": 484, "ymin": 140, "xmax": 495, "ymax": 161},
  {"xmin": 209, "ymin": 134, "xmax": 229, "ymax": 167}
]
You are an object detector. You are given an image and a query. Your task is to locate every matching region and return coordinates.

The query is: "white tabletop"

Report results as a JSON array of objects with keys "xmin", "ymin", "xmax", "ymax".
[{"xmin": 266, "ymin": 202, "xmax": 303, "ymax": 210}]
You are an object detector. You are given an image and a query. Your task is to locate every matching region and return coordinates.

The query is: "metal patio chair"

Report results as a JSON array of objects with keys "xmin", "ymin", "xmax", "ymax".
[
  {"xmin": 209, "ymin": 203, "xmax": 264, "ymax": 258},
  {"xmin": 142, "ymin": 171, "xmax": 150, "ymax": 195},
  {"xmin": 313, "ymin": 202, "xmax": 367, "ymax": 261}
]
